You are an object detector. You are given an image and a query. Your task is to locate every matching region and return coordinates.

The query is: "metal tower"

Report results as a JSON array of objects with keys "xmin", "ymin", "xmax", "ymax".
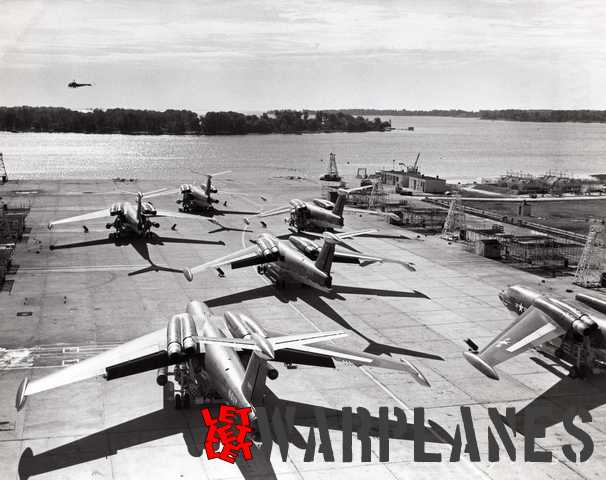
[
  {"xmin": 441, "ymin": 195, "xmax": 466, "ymax": 240},
  {"xmin": 0, "ymin": 153, "xmax": 6, "ymax": 182},
  {"xmin": 320, "ymin": 152, "xmax": 341, "ymax": 181},
  {"xmin": 573, "ymin": 219, "xmax": 606, "ymax": 288},
  {"xmin": 368, "ymin": 179, "xmax": 385, "ymax": 210}
]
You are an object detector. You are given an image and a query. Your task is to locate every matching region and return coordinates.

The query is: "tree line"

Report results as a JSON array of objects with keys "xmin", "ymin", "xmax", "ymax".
[
  {"xmin": 0, "ymin": 107, "xmax": 390, "ymax": 135},
  {"xmin": 329, "ymin": 109, "xmax": 478, "ymax": 118},
  {"xmin": 478, "ymin": 109, "xmax": 606, "ymax": 123}
]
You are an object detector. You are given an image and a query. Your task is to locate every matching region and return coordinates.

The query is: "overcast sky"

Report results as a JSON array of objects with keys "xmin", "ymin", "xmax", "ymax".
[{"xmin": 1, "ymin": 0, "xmax": 605, "ymax": 112}]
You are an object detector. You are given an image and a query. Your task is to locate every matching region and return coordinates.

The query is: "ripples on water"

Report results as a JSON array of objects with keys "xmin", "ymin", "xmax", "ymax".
[{"xmin": 1, "ymin": 116, "xmax": 605, "ymax": 182}]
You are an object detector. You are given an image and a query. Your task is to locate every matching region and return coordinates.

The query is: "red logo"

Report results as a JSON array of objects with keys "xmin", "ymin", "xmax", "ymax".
[{"xmin": 201, "ymin": 405, "xmax": 254, "ymax": 463}]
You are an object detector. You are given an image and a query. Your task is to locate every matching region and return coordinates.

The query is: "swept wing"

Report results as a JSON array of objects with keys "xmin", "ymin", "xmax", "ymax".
[
  {"xmin": 16, "ymin": 328, "xmax": 168, "ymax": 410},
  {"xmin": 463, "ymin": 306, "xmax": 565, "ymax": 380},
  {"xmin": 48, "ymin": 208, "xmax": 111, "ymax": 229}
]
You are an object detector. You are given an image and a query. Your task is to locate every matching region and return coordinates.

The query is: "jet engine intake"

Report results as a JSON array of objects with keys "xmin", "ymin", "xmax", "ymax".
[
  {"xmin": 257, "ymin": 236, "xmax": 279, "ymax": 260},
  {"xmin": 156, "ymin": 366, "xmax": 168, "ymax": 386},
  {"xmin": 571, "ymin": 316, "xmax": 599, "ymax": 337},
  {"xmin": 180, "ymin": 313, "xmax": 199, "ymax": 354},
  {"xmin": 289, "ymin": 199, "xmax": 307, "ymax": 210},
  {"xmin": 167, "ymin": 315, "xmax": 183, "ymax": 359},
  {"xmin": 267, "ymin": 364, "xmax": 279, "ymax": 380},
  {"xmin": 532, "ymin": 297, "xmax": 599, "ymax": 337},
  {"xmin": 109, "ymin": 202, "xmax": 124, "ymax": 216}
]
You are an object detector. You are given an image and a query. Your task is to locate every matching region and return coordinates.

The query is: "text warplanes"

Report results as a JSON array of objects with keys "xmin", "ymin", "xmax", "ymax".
[
  {"xmin": 47, "ymin": 189, "xmax": 194, "ymax": 238},
  {"xmin": 256, "ymin": 186, "xmax": 398, "ymax": 232},
  {"xmin": 184, "ymin": 230, "xmax": 414, "ymax": 291},
  {"xmin": 15, "ymin": 301, "xmax": 429, "ymax": 419},
  {"xmin": 464, "ymin": 285, "xmax": 606, "ymax": 379}
]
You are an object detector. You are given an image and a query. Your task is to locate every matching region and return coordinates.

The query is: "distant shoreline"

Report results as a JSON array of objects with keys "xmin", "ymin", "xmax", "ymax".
[
  {"xmin": 330, "ymin": 109, "xmax": 606, "ymax": 124},
  {"xmin": 0, "ymin": 107, "xmax": 390, "ymax": 136}
]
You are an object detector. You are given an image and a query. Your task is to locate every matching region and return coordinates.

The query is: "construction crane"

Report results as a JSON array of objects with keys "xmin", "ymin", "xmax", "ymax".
[{"xmin": 408, "ymin": 153, "xmax": 421, "ymax": 174}]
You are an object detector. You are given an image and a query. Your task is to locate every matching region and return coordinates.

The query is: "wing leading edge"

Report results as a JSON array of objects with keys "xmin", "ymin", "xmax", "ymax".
[{"xmin": 463, "ymin": 306, "xmax": 565, "ymax": 380}]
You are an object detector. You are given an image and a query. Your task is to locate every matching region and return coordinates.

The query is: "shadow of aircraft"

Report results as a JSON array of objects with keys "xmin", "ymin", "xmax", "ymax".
[
  {"xmin": 17, "ymin": 384, "xmax": 447, "ymax": 480},
  {"xmin": 50, "ymin": 233, "xmax": 225, "ymax": 274},
  {"xmin": 205, "ymin": 284, "xmax": 442, "ymax": 361},
  {"xmin": 502, "ymin": 364, "xmax": 606, "ymax": 436},
  {"xmin": 17, "ymin": 383, "xmax": 277, "ymax": 480},
  {"xmin": 180, "ymin": 207, "xmax": 259, "ymax": 218},
  {"xmin": 207, "ymin": 218, "xmax": 252, "ymax": 234}
]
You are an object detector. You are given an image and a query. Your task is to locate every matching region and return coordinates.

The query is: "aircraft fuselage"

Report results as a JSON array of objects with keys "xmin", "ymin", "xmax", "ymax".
[
  {"xmin": 290, "ymin": 201, "xmax": 343, "ymax": 232},
  {"xmin": 498, "ymin": 285, "xmax": 606, "ymax": 373},
  {"xmin": 179, "ymin": 185, "xmax": 217, "ymax": 212},
  {"xmin": 184, "ymin": 302, "xmax": 258, "ymax": 422},
  {"xmin": 108, "ymin": 201, "xmax": 157, "ymax": 236},
  {"xmin": 257, "ymin": 237, "xmax": 332, "ymax": 291}
]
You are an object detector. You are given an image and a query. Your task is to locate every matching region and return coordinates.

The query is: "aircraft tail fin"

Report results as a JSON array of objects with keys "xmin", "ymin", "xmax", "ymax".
[
  {"xmin": 332, "ymin": 190, "xmax": 348, "ymax": 217},
  {"xmin": 333, "ymin": 185, "xmax": 373, "ymax": 217},
  {"xmin": 241, "ymin": 352, "xmax": 268, "ymax": 405},
  {"xmin": 315, "ymin": 232, "xmax": 339, "ymax": 274}
]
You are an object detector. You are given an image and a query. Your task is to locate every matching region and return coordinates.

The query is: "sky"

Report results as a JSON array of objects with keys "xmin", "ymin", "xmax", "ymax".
[{"xmin": 1, "ymin": 0, "xmax": 606, "ymax": 112}]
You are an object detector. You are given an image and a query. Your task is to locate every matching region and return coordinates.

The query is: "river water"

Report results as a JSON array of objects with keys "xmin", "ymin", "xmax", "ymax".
[{"xmin": 1, "ymin": 116, "xmax": 605, "ymax": 182}]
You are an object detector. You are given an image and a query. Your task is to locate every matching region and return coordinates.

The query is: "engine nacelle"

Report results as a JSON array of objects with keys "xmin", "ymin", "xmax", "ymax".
[
  {"xmin": 141, "ymin": 201, "xmax": 157, "ymax": 216},
  {"xmin": 224, "ymin": 311, "xmax": 250, "ymax": 338},
  {"xmin": 312, "ymin": 198, "xmax": 334, "ymax": 210},
  {"xmin": 167, "ymin": 315, "xmax": 183, "ymax": 359},
  {"xmin": 109, "ymin": 202, "xmax": 124, "ymax": 216},
  {"xmin": 239, "ymin": 313, "xmax": 266, "ymax": 336},
  {"xmin": 288, "ymin": 235, "xmax": 320, "ymax": 257},
  {"xmin": 156, "ymin": 366, "xmax": 168, "ymax": 386},
  {"xmin": 289, "ymin": 199, "xmax": 307, "ymax": 210},
  {"xmin": 257, "ymin": 235, "xmax": 279, "ymax": 259},
  {"xmin": 180, "ymin": 313, "xmax": 199, "ymax": 354},
  {"xmin": 179, "ymin": 184, "xmax": 193, "ymax": 194},
  {"xmin": 532, "ymin": 297, "xmax": 599, "ymax": 337},
  {"xmin": 576, "ymin": 293, "xmax": 606, "ymax": 316},
  {"xmin": 267, "ymin": 364, "xmax": 279, "ymax": 380}
]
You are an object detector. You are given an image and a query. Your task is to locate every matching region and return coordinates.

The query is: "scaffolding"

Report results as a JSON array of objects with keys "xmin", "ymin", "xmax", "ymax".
[
  {"xmin": 573, "ymin": 219, "xmax": 606, "ymax": 288},
  {"xmin": 390, "ymin": 206, "xmax": 447, "ymax": 229},
  {"xmin": 441, "ymin": 195, "xmax": 466, "ymax": 240},
  {"xmin": 499, "ymin": 234, "xmax": 583, "ymax": 270}
]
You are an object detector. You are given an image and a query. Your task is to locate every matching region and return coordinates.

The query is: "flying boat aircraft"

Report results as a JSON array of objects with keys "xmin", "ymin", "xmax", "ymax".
[
  {"xmin": 15, "ymin": 301, "xmax": 429, "ymax": 417},
  {"xmin": 184, "ymin": 229, "xmax": 415, "ymax": 291},
  {"xmin": 256, "ymin": 186, "xmax": 398, "ymax": 232},
  {"xmin": 464, "ymin": 285, "xmax": 606, "ymax": 379},
  {"xmin": 47, "ymin": 189, "xmax": 195, "ymax": 238},
  {"xmin": 176, "ymin": 170, "xmax": 258, "ymax": 216}
]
